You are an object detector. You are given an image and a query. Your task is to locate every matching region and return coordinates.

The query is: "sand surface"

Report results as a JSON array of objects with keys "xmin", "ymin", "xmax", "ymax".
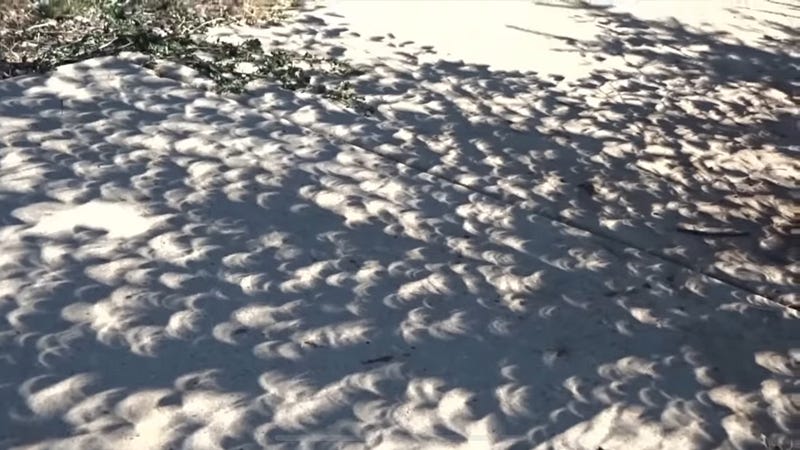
[
  {"xmin": 1, "ymin": 1, "xmax": 798, "ymax": 449},
  {"xmin": 208, "ymin": 0, "xmax": 799, "ymax": 307}
]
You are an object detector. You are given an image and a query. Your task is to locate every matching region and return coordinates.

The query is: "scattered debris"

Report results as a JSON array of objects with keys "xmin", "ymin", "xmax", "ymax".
[
  {"xmin": 361, "ymin": 355, "xmax": 393, "ymax": 365},
  {"xmin": 0, "ymin": 0, "xmax": 371, "ymax": 111}
]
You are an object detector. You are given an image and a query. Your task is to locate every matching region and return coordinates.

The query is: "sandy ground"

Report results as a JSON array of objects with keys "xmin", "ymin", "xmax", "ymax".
[
  {"xmin": 0, "ymin": 1, "xmax": 798, "ymax": 450},
  {"xmin": 209, "ymin": 0, "xmax": 799, "ymax": 308}
]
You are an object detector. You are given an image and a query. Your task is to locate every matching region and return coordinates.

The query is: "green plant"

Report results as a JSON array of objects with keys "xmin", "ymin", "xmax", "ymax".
[{"xmin": 1, "ymin": 0, "xmax": 373, "ymax": 113}]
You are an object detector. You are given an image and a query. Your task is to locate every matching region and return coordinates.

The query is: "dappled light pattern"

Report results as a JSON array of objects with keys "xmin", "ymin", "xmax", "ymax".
[
  {"xmin": 0, "ymin": 54, "xmax": 797, "ymax": 450},
  {"xmin": 213, "ymin": 0, "xmax": 799, "ymax": 310}
]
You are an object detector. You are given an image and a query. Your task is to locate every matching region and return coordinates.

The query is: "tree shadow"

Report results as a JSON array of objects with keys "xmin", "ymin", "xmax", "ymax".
[
  {"xmin": 223, "ymin": 2, "xmax": 798, "ymax": 309},
  {"xmin": 0, "ymin": 7, "xmax": 797, "ymax": 450}
]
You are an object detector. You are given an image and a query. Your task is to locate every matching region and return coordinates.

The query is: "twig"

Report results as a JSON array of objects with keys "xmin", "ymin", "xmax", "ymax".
[
  {"xmin": 187, "ymin": 17, "xmax": 224, "ymax": 35},
  {"xmin": 676, "ymin": 224, "xmax": 750, "ymax": 237},
  {"xmin": 26, "ymin": 20, "xmax": 56, "ymax": 32}
]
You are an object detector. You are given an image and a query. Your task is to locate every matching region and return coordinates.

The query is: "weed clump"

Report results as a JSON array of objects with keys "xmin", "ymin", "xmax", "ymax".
[{"xmin": 0, "ymin": 0, "xmax": 370, "ymax": 111}]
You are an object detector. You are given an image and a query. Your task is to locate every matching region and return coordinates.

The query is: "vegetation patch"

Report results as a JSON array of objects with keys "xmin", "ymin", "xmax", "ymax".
[{"xmin": 0, "ymin": 0, "xmax": 372, "ymax": 112}]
